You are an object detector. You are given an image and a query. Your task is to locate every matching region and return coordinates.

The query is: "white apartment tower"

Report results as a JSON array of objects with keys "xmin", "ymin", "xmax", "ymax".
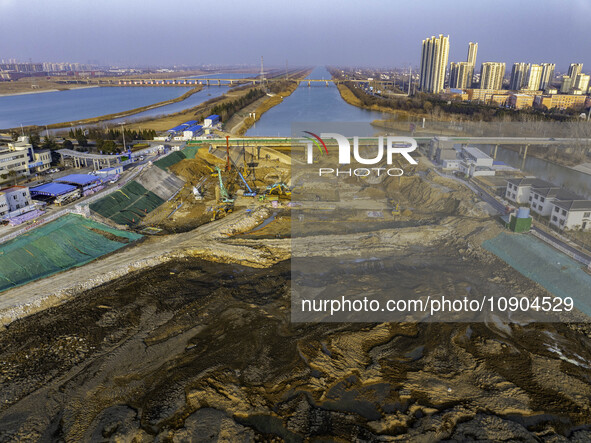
[{"xmin": 419, "ymin": 34, "xmax": 450, "ymax": 93}]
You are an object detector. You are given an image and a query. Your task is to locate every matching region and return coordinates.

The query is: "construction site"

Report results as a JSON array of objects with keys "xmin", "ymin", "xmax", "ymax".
[{"xmin": 1, "ymin": 137, "xmax": 591, "ymax": 440}]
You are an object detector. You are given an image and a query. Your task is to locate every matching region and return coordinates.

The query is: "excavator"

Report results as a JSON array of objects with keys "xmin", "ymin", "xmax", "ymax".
[
  {"xmin": 259, "ymin": 182, "xmax": 291, "ymax": 201},
  {"xmin": 388, "ymin": 198, "xmax": 401, "ymax": 215}
]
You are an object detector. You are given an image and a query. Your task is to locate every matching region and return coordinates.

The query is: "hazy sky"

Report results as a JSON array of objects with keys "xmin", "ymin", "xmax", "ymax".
[{"xmin": 1, "ymin": 0, "xmax": 590, "ymax": 71}]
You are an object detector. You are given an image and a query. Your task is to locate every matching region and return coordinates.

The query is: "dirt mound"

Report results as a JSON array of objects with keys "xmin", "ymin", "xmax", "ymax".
[
  {"xmin": 386, "ymin": 176, "xmax": 461, "ymax": 215},
  {"xmin": 170, "ymin": 158, "xmax": 219, "ymax": 184}
]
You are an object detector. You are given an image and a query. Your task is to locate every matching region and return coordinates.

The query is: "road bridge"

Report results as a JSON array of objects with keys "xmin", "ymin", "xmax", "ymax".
[{"xmin": 77, "ymin": 77, "xmax": 395, "ymax": 87}]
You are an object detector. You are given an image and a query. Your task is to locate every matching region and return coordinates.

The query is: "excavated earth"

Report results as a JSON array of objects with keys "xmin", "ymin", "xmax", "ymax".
[{"xmin": 1, "ymin": 167, "xmax": 591, "ymax": 441}]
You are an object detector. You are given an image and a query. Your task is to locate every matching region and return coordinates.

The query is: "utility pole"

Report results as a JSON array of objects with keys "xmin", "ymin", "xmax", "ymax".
[
  {"xmin": 285, "ymin": 59, "xmax": 289, "ymax": 81},
  {"xmin": 120, "ymin": 122, "xmax": 126, "ymax": 154},
  {"xmin": 260, "ymin": 56, "xmax": 265, "ymax": 90},
  {"xmin": 225, "ymin": 135, "xmax": 231, "ymax": 172},
  {"xmin": 408, "ymin": 66, "xmax": 412, "ymax": 96}
]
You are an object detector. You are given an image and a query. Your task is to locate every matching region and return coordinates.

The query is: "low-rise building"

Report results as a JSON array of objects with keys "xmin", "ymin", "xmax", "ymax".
[
  {"xmin": 505, "ymin": 177, "xmax": 552, "ymax": 204},
  {"xmin": 0, "ymin": 186, "xmax": 34, "ymax": 219},
  {"xmin": 550, "ymin": 200, "xmax": 591, "ymax": 230},
  {"xmin": 0, "ymin": 147, "xmax": 29, "ymax": 180},
  {"xmin": 0, "ymin": 137, "xmax": 52, "ymax": 182},
  {"xmin": 534, "ymin": 93, "xmax": 589, "ymax": 111},
  {"xmin": 529, "ymin": 186, "xmax": 580, "ymax": 216},
  {"xmin": 182, "ymin": 124, "xmax": 203, "ymax": 139},
  {"xmin": 0, "ymin": 192, "xmax": 8, "ymax": 218},
  {"xmin": 203, "ymin": 114, "xmax": 221, "ymax": 127},
  {"xmin": 465, "ymin": 89, "xmax": 508, "ymax": 104},
  {"xmin": 508, "ymin": 93, "xmax": 535, "ymax": 109},
  {"xmin": 30, "ymin": 149, "xmax": 52, "ymax": 172},
  {"xmin": 458, "ymin": 146, "xmax": 495, "ymax": 176}
]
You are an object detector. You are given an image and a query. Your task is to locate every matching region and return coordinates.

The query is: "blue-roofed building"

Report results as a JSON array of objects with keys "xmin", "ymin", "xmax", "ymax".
[
  {"xmin": 30, "ymin": 182, "xmax": 77, "ymax": 198},
  {"xmin": 55, "ymin": 174, "xmax": 103, "ymax": 191},
  {"xmin": 167, "ymin": 125, "xmax": 186, "ymax": 133},
  {"xmin": 181, "ymin": 120, "xmax": 198, "ymax": 127},
  {"xmin": 183, "ymin": 124, "xmax": 203, "ymax": 139},
  {"xmin": 204, "ymin": 115, "xmax": 220, "ymax": 127}
]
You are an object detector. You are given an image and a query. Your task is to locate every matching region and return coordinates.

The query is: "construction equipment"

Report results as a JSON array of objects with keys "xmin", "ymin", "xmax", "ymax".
[
  {"xmin": 192, "ymin": 177, "xmax": 207, "ymax": 200},
  {"xmin": 388, "ymin": 199, "xmax": 401, "ymax": 215},
  {"xmin": 263, "ymin": 182, "xmax": 291, "ymax": 200},
  {"xmin": 215, "ymin": 166, "xmax": 234, "ymax": 203},
  {"xmin": 210, "ymin": 203, "xmax": 233, "ymax": 221},
  {"xmin": 237, "ymin": 170, "xmax": 257, "ymax": 197},
  {"xmin": 206, "ymin": 165, "xmax": 219, "ymax": 177}
]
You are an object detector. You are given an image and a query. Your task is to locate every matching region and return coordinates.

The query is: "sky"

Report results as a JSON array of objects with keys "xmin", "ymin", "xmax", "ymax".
[{"xmin": 1, "ymin": 0, "xmax": 590, "ymax": 71}]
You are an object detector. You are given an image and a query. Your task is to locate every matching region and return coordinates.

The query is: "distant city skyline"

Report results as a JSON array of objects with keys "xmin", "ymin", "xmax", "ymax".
[{"xmin": 1, "ymin": 0, "xmax": 590, "ymax": 70}]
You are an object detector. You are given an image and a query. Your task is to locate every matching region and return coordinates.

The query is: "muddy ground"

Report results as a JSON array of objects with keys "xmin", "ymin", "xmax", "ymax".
[
  {"xmin": 0, "ymin": 255, "xmax": 591, "ymax": 441},
  {"xmin": 1, "ymin": 159, "xmax": 591, "ymax": 441}
]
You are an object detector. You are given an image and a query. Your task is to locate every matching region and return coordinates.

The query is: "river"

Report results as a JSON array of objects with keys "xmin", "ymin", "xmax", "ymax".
[
  {"xmin": 0, "ymin": 86, "xmax": 196, "ymax": 129},
  {"xmin": 479, "ymin": 144, "xmax": 591, "ymax": 198},
  {"xmin": 246, "ymin": 66, "xmax": 388, "ymax": 137}
]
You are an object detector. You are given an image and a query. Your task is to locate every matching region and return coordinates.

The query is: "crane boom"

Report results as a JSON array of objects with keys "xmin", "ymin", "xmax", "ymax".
[{"xmin": 215, "ymin": 166, "xmax": 234, "ymax": 202}]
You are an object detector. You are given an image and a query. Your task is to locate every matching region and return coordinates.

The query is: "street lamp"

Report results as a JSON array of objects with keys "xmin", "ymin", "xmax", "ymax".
[{"xmin": 120, "ymin": 122, "xmax": 126, "ymax": 152}]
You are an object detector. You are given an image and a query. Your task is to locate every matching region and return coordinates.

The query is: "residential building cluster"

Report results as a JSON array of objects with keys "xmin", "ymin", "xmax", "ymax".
[
  {"xmin": 429, "ymin": 138, "xmax": 591, "ymax": 231},
  {"xmin": 505, "ymin": 178, "xmax": 591, "ymax": 230},
  {"xmin": 419, "ymin": 36, "xmax": 591, "ymax": 111},
  {"xmin": 0, "ymin": 60, "xmax": 96, "ymax": 81}
]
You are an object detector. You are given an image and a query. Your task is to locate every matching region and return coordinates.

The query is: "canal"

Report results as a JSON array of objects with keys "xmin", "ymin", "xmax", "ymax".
[{"xmin": 246, "ymin": 66, "xmax": 388, "ymax": 137}]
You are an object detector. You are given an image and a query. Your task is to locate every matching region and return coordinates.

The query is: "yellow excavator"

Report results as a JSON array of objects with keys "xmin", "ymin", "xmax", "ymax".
[
  {"xmin": 259, "ymin": 182, "xmax": 291, "ymax": 201},
  {"xmin": 210, "ymin": 203, "xmax": 233, "ymax": 221},
  {"xmin": 388, "ymin": 199, "xmax": 401, "ymax": 215}
]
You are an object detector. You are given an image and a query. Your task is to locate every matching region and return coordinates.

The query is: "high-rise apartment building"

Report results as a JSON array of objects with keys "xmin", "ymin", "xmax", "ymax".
[
  {"xmin": 568, "ymin": 63, "xmax": 583, "ymax": 80},
  {"xmin": 448, "ymin": 42, "xmax": 478, "ymax": 89},
  {"xmin": 419, "ymin": 34, "xmax": 450, "ymax": 93},
  {"xmin": 509, "ymin": 63, "xmax": 530, "ymax": 90},
  {"xmin": 480, "ymin": 62, "xmax": 506, "ymax": 90},
  {"xmin": 467, "ymin": 42, "xmax": 478, "ymax": 66},
  {"xmin": 574, "ymin": 73, "xmax": 590, "ymax": 93},
  {"xmin": 449, "ymin": 62, "xmax": 473, "ymax": 89},
  {"xmin": 525, "ymin": 64, "xmax": 543, "ymax": 90},
  {"xmin": 560, "ymin": 75, "xmax": 573, "ymax": 93},
  {"xmin": 539, "ymin": 63, "xmax": 555, "ymax": 90}
]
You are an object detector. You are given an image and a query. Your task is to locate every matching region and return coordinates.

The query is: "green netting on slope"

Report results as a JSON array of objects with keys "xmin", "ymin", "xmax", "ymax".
[
  {"xmin": 181, "ymin": 146, "xmax": 201, "ymax": 159},
  {"xmin": 482, "ymin": 232, "xmax": 591, "ymax": 317},
  {"xmin": 90, "ymin": 181, "xmax": 165, "ymax": 226},
  {"xmin": 0, "ymin": 214, "xmax": 142, "ymax": 293},
  {"xmin": 154, "ymin": 151, "xmax": 187, "ymax": 170}
]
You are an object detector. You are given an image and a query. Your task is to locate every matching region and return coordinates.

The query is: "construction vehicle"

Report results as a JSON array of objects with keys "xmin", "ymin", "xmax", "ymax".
[
  {"xmin": 266, "ymin": 182, "xmax": 291, "ymax": 197},
  {"xmin": 259, "ymin": 182, "xmax": 291, "ymax": 201},
  {"xmin": 215, "ymin": 166, "xmax": 234, "ymax": 203},
  {"xmin": 210, "ymin": 203, "xmax": 233, "ymax": 221},
  {"xmin": 237, "ymin": 170, "xmax": 257, "ymax": 197},
  {"xmin": 207, "ymin": 165, "xmax": 219, "ymax": 177},
  {"xmin": 388, "ymin": 199, "xmax": 401, "ymax": 215}
]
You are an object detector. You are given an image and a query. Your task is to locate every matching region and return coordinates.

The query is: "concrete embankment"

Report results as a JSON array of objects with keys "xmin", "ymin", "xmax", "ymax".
[{"xmin": 89, "ymin": 163, "xmax": 185, "ymax": 226}]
